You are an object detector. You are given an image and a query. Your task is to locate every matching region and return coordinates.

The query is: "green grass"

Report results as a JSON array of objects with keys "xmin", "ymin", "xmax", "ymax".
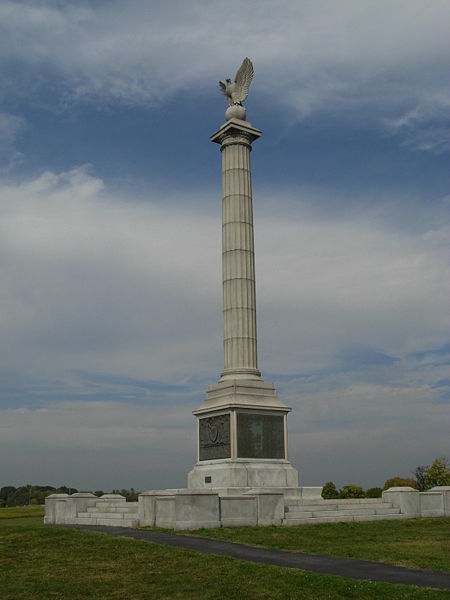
[
  {"xmin": 1, "ymin": 516, "xmax": 449, "ymax": 599},
  {"xmin": 0, "ymin": 505, "xmax": 45, "ymax": 519},
  {"xmin": 187, "ymin": 517, "xmax": 450, "ymax": 572}
]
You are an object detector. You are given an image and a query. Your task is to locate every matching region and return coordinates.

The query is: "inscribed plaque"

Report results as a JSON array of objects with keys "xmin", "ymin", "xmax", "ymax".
[{"xmin": 237, "ymin": 413, "xmax": 285, "ymax": 459}]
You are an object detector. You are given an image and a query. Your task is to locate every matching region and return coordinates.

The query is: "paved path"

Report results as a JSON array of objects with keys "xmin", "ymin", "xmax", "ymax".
[{"xmin": 69, "ymin": 525, "xmax": 450, "ymax": 591}]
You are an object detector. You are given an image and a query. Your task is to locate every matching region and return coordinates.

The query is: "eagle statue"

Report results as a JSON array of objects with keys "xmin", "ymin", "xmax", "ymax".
[{"xmin": 219, "ymin": 58, "xmax": 254, "ymax": 107}]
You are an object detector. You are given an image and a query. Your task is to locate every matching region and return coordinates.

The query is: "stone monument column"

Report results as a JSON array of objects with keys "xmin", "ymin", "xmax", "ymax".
[
  {"xmin": 188, "ymin": 59, "xmax": 299, "ymax": 492},
  {"xmin": 217, "ymin": 119, "xmax": 261, "ymax": 380}
]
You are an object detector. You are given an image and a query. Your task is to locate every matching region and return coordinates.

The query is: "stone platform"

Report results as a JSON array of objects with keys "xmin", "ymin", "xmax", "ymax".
[{"xmin": 45, "ymin": 486, "xmax": 450, "ymax": 530}]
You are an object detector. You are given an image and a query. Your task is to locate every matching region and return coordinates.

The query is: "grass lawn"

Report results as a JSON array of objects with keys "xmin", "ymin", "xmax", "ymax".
[
  {"xmin": 0, "ymin": 505, "xmax": 45, "ymax": 519},
  {"xmin": 0, "ymin": 513, "xmax": 449, "ymax": 599},
  {"xmin": 187, "ymin": 517, "xmax": 450, "ymax": 572}
]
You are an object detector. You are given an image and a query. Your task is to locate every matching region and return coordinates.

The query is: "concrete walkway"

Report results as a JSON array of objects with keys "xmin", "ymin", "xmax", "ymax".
[{"xmin": 68, "ymin": 524, "xmax": 450, "ymax": 591}]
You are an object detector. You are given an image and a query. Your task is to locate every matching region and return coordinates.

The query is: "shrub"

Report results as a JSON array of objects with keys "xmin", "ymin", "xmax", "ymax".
[
  {"xmin": 383, "ymin": 477, "xmax": 419, "ymax": 491},
  {"xmin": 365, "ymin": 487, "xmax": 382, "ymax": 498},
  {"xmin": 340, "ymin": 485, "xmax": 366, "ymax": 499},
  {"xmin": 423, "ymin": 456, "xmax": 450, "ymax": 490},
  {"xmin": 321, "ymin": 481, "xmax": 339, "ymax": 499}
]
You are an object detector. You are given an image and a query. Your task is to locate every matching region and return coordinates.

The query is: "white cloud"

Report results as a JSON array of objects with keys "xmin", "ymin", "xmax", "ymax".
[{"xmin": 1, "ymin": 1, "xmax": 449, "ymax": 147}]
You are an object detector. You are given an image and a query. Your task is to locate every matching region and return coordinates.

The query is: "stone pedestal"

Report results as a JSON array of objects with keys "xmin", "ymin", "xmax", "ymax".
[{"xmin": 188, "ymin": 117, "xmax": 299, "ymax": 491}]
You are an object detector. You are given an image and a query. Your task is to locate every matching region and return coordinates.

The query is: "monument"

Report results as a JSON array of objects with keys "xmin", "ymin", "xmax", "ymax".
[
  {"xmin": 45, "ymin": 58, "xmax": 449, "ymax": 528},
  {"xmin": 188, "ymin": 58, "xmax": 299, "ymax": 491}
]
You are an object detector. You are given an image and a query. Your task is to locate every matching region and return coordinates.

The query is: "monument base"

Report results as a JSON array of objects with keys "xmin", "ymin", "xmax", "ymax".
[{"xmin": 188, "ymin": 459, "xmax": 299, "ymax": 490}]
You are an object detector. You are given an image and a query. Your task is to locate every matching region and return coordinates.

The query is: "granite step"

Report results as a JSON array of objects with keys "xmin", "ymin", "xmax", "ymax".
[
  {"xmin": 94, "ymin": 501, "xmax": 137, "ymax": 509},
  {"xmin": 285, "ymin": 506, "xmax": 400, "ymax": 518},
  {"xmin": 284, "ymin": 498, "xmax": 390, "ymax": 508},
  {"xmin": 73, "ymin": 516, "xmax": 139, "ymax": 528},
  {"xmin": 90, "ymin": 505, "xmax": 138, "ymax": 514},
  {"xmin": 283, "ymin": 513, "xmax": 409, "ymax": 526},
  {"xmin": 78, "ymin": 511, "xmax": 139, "ymax": 520}
]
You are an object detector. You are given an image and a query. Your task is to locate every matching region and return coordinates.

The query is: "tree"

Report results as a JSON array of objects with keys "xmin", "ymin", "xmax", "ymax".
[
  {"xmin": 423, "ymin": 457, "xmax": 450, "ymax": 490},
  {"xmin": 414, "ymin": 465, "xmax": 429, "ymax": 491},
  {"xmin": 340, "ymin": 485, "xmax": 366, "ymax": 499},
  {"xmin": 365, "ymin": 487, "xmax": 382, "ymax": 498},
  {"xmin": 321, "ymin": 481, "xmax": 339, "ymax": 499}
]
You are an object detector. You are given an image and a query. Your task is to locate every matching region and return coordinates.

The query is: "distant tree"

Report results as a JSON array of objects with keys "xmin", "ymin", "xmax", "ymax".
[
  {"xmin": 383, "ymin": 477, "xmax": 419, "ymax": 491},
  {"xmin": 414, "ymin": 465, "xmax": 429, "ymax": 491},
  {"xmin": 94, "ymin": 490, "xmax": 104, "ymax": 497},
  {"xmin": 322, "ymin": 481, "xmax": 339, "ymax": 499},
  {"xmin": 340, "ymin": 485, "xmax": 366, "ymax": 499},
  {"xmin": 0, "ymin": 486, "xmax": 16, "ymax": 506},
  {"xmin": 365, "ymin": 487, "xmax": 382, "ymax": 498},
  {"xmin": 120, "ymin": 488, "xmax": 139, "ymax": 502},
  {"xmin": 423, "ymin": 457, "xmax": 450, "ymax": 490}
]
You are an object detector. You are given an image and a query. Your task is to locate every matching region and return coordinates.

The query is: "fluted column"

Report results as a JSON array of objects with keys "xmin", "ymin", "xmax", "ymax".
[{"xmin": 211, "ymin": 119, "xmax": 262, "ymax": 380}]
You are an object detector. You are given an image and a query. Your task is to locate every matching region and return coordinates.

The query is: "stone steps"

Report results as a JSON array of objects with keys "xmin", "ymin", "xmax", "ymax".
[
  {"xmin": 74, "ymin": 499, "xmax": 139, "ymax": 528},
  {"xmin": 92, "ymin": 501, "xmax": 136, "ymax": 509},
  {"xmin": 286, "ymin": 502, "xmax": 394, "ymax": 512},
  {"xmin": 285, "ymin": 504, "xmax": 398, "ymax": 517},
  {"xmin": 283, "ymin": 512, "xmax": 408, "ymax": 526},
  {"xmin": 73, "ymin": 516, "xmax": 139, "ymax": 528},
  {"xmin": 77, "ymin": 511, "xmax": 139, "ymax": 519},
  {"xmin": 282, "ymin": 497, "xmax": 403, "ymax": 525},
  {"xmin": 284, "ymin": 498, "xmax": 388, "ymax": 508},
  {"xmin": 89, "ymin": 505, "xmax": 138, "ymax": 514},
  {"xmin": 286, "ymin": 507, "xmax": 400, "ymax": 518}
]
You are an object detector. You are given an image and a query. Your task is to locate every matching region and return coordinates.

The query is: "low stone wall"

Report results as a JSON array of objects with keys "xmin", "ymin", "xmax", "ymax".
[
  {"xmin": 45, "ymin": 486, "xmax": 450, "ymax": 529},
  {"xmin": 382, "ymin": 486, "xmax": 450, "ymax": 518},
  {"xmin": 138, "ymin": 490, "xmax": 284, "ymax": 529}
]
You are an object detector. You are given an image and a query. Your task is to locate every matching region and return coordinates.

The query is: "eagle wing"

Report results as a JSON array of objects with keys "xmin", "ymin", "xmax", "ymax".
[
  {"xmin": 219, "ymin": 80, "xmax": 227, "ymax": 98},
  {"xmin": 232, "ymin": 57, "xmax": 254, "ymax": 104}
]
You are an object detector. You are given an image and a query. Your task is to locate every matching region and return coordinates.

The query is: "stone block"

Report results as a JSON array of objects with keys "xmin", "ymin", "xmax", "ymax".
[
  {"xmin": 300, "ymin": 487, "xmax": 323, "ymax": 501},
  {"xmin": 220, "ymin": 496, "xmax": 257, "ymax": 526},
  {"xmin": 420, "ymin": 491, "xmax": 445, "ymax": 517},
  {"xmin": 382, "ymin": 487, "xmax": 420, "ymax": 516},
  {"xmin": 256, "ymin": 492, "xmax": 284, "ymax": 525},
  {"xmin": 429, "ymin": 486, "xmax": 450, "ymax": 516},
  {"xmin": 155, "ymin": 497, "xmax": 176, "ymax": 528},
  {"xmin": 138, "ymin": 491, "xmax": 176, "ymax": 527},
  {"xmin": 44, "ymin": 494, "xmax": 69, "ymax": 524},
  {"xmin": 174, "ymin": 491, "xmax": 220, "ymax": 530}
]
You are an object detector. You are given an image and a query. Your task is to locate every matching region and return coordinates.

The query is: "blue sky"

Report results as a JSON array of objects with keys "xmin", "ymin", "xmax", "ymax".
[{"xmin": 1, "ymin": 0, "xmax": 449, "ymax": 491}]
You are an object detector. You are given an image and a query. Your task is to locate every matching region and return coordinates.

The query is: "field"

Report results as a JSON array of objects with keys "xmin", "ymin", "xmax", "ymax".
[{"xmin": 0, "ymin": 508, "xmax": 449, "ymax": 599}]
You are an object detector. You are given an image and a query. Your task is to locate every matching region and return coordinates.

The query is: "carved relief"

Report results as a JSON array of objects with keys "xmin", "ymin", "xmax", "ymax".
[{"xmin": 199, "ymin": 414, "xmax": 231, "ymax": 461}]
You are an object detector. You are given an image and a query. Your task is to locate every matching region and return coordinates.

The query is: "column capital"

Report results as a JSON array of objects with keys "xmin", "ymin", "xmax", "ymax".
[{"xmin": 210, "ymin": 118, "xmax": 262, "ymax": 148}]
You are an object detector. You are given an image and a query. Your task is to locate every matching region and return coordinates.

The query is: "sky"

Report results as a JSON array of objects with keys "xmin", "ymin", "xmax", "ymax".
[{"xmin": 0, "ymin": 0, "xmax": 449, "ymax": 492}]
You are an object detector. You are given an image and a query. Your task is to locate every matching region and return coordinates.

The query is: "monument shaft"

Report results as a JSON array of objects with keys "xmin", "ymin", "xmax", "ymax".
[{"xmin": 221, "ymin": 131, "xmax": 259, "ymax": 378}]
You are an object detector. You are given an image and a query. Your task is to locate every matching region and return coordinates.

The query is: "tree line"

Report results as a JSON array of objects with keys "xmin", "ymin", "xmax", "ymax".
[
  {"xmin": 322, "ymin": 456, "xmax": 450, "ymax": 499},
  {"xmin": 0, "ymin": 486, "xmax": 140, "ymax": 507},
  {"xmin": 2, "ymin": 457, "xmax": 448, "ymax": 506}
]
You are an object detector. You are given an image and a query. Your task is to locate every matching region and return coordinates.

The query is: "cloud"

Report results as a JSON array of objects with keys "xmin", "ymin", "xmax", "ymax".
[
  {"xmin": 1, "ymin": 166, "xmax": 448, "ymax": 381},
  {"xmin": 0, "ymin": 400, "xmax": 195, "ymax": 489},
  {"xmin": 384, "ymin": 94, "xmax": 450, "ymax": 154},
  {"xmin": 1, "ymin": 1, "xmax": 449, "ymax": 150},
  {"xmin": 1, "ymin": 165, "xmax": 449, "ymax": 488}
]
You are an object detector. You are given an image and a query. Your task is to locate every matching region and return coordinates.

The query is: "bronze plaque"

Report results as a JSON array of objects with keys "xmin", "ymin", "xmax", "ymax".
[
  {"xmin": 199, "ymin": 414, "xmax": 231, "ymax": 461},
  {"xmin": 237, "ymin": 413, "xmax": 285, "ymax": 459}
]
